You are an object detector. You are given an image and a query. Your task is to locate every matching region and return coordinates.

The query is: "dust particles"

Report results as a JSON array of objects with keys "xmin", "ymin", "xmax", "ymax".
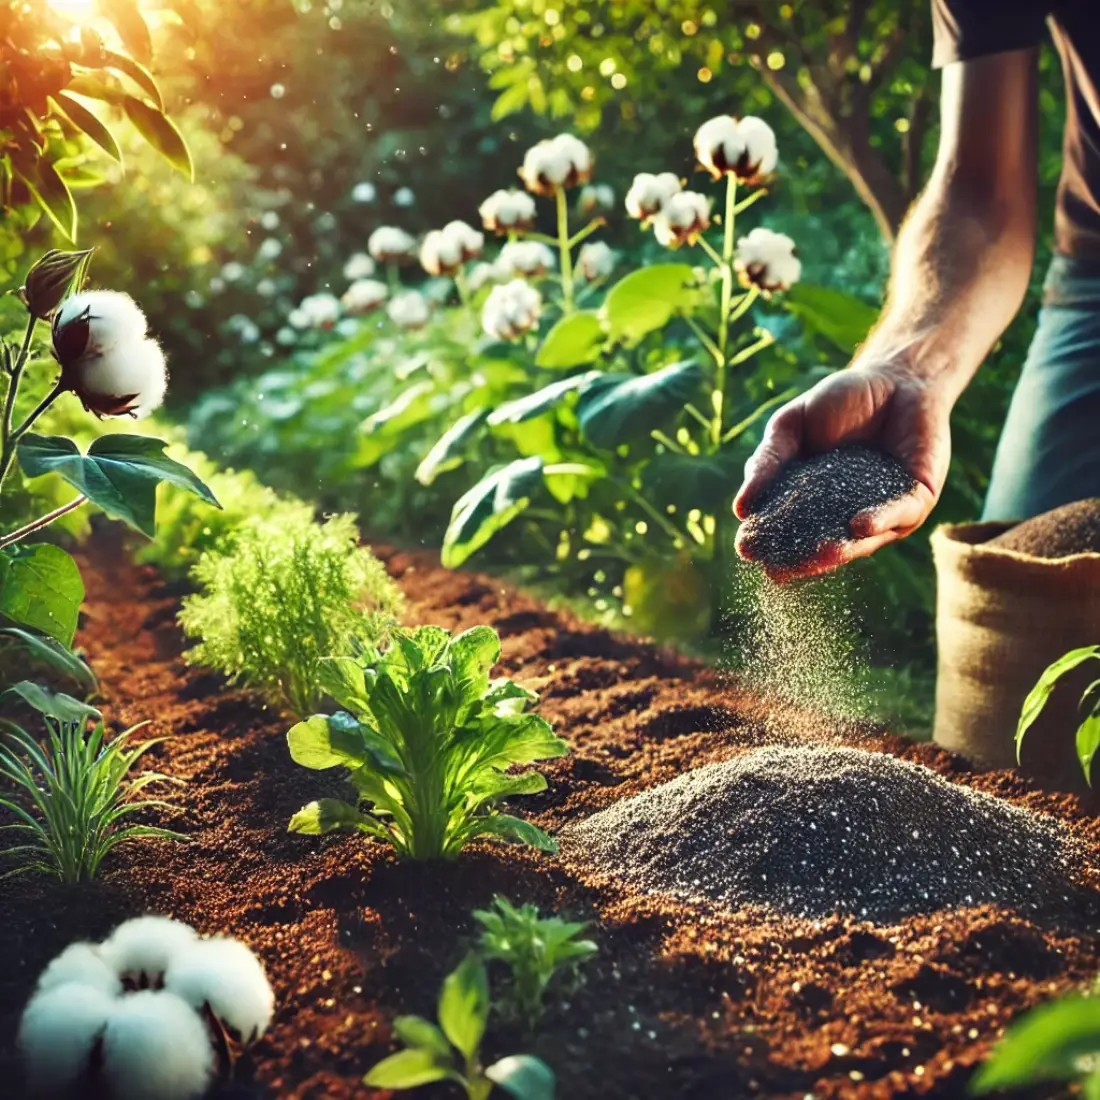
[
  {"xmin": 564, "ymin": 746, "xmax": 1079, "ymax": 924},
  {"xmin": 989, "ymin": 498, "xmax": 1100, "ymax": 558}
]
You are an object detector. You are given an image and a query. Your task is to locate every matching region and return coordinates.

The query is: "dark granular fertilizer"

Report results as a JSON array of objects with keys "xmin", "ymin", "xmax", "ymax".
[
  {"xmin": 563, "ymin": 746, "xmax": 1079, "ymax": 924},
  {"xmin": 989, "ymin": 498, "xmax": 1100, "ymax": 558},
  {"xmin": 737, "ymin": 445, "xmax": 916, "ymax": 570}
]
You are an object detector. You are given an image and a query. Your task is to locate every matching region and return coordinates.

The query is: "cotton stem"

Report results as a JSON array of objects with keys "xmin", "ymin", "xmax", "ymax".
[{"xmin": 555, "ymin": 187, "xmax": 575, "ymax": 313}]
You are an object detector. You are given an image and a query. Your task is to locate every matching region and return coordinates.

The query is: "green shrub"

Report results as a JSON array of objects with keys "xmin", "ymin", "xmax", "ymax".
[
  {"xmin": 179, "ymin": 512, "xmax": 403, "ymax": 717},
  {"xmin": 287, "ymin": 624, "xmax": 568, "ymax": 860}
]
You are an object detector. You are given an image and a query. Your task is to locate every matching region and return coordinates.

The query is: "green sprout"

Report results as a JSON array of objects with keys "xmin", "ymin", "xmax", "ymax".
[
  {"xmin": 286, "ymin": 624, "xmax": 568, "ymax": 860},
  {"xmin": 364, "ymin": 954, "xmax": 555, "ymax": 1100},
  {"xmin": 473, "ymin": 896, "xmax": 598, "ymax": 1031}
]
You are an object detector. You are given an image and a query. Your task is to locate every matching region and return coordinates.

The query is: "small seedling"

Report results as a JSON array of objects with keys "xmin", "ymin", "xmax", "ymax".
[
  {"xmin": 364, "ymin": 954, "xmax": 555, "ymax": 1100},
  {"xmin": 0, "ymin": 683, "xmax": 183, "ymax": 882},
  {"xmin": 287, "ymin": 624, "xmax": 568, "ymax": 860},
  {"xmin": 473, "ymin": 895, "xmax": 597, "ymax": 1031}
]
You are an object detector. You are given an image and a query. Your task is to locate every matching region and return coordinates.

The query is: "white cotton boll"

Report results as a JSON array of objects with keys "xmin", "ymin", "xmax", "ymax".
[
  {"xmin": 75, "ymin": 336, "xmax": 168, "ymax": 419},
  {"xmin": 368, "ymin": 226, "xmax": 417, "ymax": 262},
  {"xmin": 624, "ymin": 172, "xmax": 683, "ymax": 221},
  {"xmin": 578, "ymin": 183, "xmax": 614, "ymax": 218},
  {"xmin": 736, "ymin": 227, "xmax": 801, "ymax": 291},
  {"xmin": 288, "ymin": 307, "xmax": 310, "ymax": 329},
  {"xmin": 54, "ymin": 291, "xmax": 148, "ymax": 357},
  {"xmin": 482, "ymin": 279, "xmax": 542, "ymax": 341},
  {"xmin": 419, "ymin": 229, "xmax": 465, "ymax": 277},
  {"xmin": 737, "ymin": 116, "xmax": 778, "ymax": 181},
  {"xmin": 341, "ymin": 278, "xmax": 388, "ymax": 315},
  {"xmin": 577, "ymin": 241, "xmax": 616, "ymax": 281},
  {"xmin": 387, "ymin": 290, "xmax": 431, "ymax": 329},
  {"xmin": 479, "ymin": 189, "xmax": 538, "ymax": 233},
  {"xmin": 467, "ymin": 261, "xmax": 504, "ymax": 293},
  {"xmin": 694, "ymin": 114, "xmax": 746, "ymax": 180},
  {"xmin": 100, "ymin": 916, "xmax": 199, "ymax": 985},
  {"xmin": 497, "ymin": 240, "xmax": 556, "ymax": 278},
  {"xmin": 19, "ymin": 982, "xmax": 116, "ymax": 1095},
  {"xmin": 164, "ymin": 936, "xmax": 275, "ymax": 1043},
  {"xmin": 519, "ymin": 133, "xmax": 593, "ymax": 195},
  {"xmin": 651, "ymin": 190, "xmax": 712, "ymax": 249},
  {"xmin": 298, "ymin": 293, "xmax": 342, "ymax": 329},
  {"xmin": 101, "ymin": 990, "xmax": 215, "ymax": 1100},
  {"xmin": 343, "ymin": 252, "xmax": 376, "ymax": 280},
  {"xmin": 36, "ymin": 942, "xmax": 122, "ymax": 998}
]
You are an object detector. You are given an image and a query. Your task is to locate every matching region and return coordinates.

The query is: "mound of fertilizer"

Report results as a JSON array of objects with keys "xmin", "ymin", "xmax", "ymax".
[
  {"xmin": 989, "ymin": 498, "xmax": 1100, "ymax": 558},
  {"xmin": 737, "ymin": 445, "xmax": 915, "ymax": 571},
  {"xmin": 564, "ymin": 746, "xmax": 1077, "ymax": 923}
]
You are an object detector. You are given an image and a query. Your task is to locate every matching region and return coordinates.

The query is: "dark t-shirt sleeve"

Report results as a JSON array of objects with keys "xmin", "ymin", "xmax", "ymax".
[{"xmin": 931, "ymin": 0, "xmax": 1050, "ymax": 68}]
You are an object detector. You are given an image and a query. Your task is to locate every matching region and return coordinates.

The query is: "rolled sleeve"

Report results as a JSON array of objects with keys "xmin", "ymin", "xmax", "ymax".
[{"xmin": 932, "ymin": 0, "xmax": 1050, "ymax": 68}]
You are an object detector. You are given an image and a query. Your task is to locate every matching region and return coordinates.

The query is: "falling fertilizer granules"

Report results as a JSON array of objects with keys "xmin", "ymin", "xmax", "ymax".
[
  {"xmin": 564, "ymin": 746, "xmax": 1081, "ymax": 924},
  {"xmin": 737, "ymin": 445, "xmax": 915, "ymax": 571}
]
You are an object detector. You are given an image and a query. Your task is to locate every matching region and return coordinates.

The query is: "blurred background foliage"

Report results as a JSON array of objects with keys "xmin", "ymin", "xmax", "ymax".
[{"xmin": 0, "ymin": 0, "xmax": 1070, "ymax": 712}]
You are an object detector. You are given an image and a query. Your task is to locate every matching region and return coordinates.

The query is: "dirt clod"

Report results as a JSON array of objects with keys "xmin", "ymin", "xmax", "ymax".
[
  {"xmin": 564, "ymin": 745, "xmax": 1080, "ymax": 923},
  {"xmin": 737, "ymin": 445, "xmax": 916, "ymax": 570},
  {"xmin": 989, "ymin": 498, "xmax": 1100, "ymax": 558}
]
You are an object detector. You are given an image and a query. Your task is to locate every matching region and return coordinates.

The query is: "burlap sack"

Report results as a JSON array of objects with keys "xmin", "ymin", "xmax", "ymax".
[{"xmin": 932, "ymin": 521, "xmax": 1100, "ymax": 795}]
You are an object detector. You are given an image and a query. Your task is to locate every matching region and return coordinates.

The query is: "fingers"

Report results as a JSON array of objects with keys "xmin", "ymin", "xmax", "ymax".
[
  {"xmin": 848, "ymin": 482, "xmax": 936, "ymax": 540},
  {"xmin": 733, "ymin": 400, "xmax": 805, "ymax": 520}
]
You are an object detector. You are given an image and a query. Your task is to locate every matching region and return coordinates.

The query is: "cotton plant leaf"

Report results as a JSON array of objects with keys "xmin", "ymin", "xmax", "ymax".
[
  {"xmin": 0, "ymin": 627, "xmax": 97, "ymax": 694},
  {"xmin": 1016, "ymin": 646, "xmax": 1100, "ymax": 763},
  {"xmin": 363, "ymin": 1048, "xmax": 454, "ymax": 1089},
  {"xmin": 416, "ymin": 407, "xmax": 490, "ymax": 486},
  {"xmin": 438, "ymin": 955, "xmax": 489, "ymax": 1061},
  {"xmin": 1, "ymin": 681, "xmax": 100, "ymax": 725},
  {"xmin": 392, "ymin": 1016, "xmax": 453, "ymax": 1062},
  {"xmin": 0, "ymin": 544, "xmax": 84, "ymax": 646}
]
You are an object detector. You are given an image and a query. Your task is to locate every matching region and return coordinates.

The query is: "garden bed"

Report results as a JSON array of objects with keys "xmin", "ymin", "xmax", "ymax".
[{"xmin": 2, "ymin": 531, "xmax": 1099, "ymax": 1100}]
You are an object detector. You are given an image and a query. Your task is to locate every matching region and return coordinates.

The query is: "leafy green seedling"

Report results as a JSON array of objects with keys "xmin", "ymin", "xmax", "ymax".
[
  {"xmin": 364, "ymin": 954, "xmax": 555, "ymax": 1100},
  {"xmin": 474, "ymin": 895, "xmax": 597, "ymax": 1031},
  {"xmin": 0, "ymin": 683, "xmax": 183, "ymax": 881},
  {"xmin": 287, "ymin": 624, "xmax": 568, "ymax": 860},
  {"xmin": 1016, "ymin": 645, "xmax": 1100, "ymax": 785}
]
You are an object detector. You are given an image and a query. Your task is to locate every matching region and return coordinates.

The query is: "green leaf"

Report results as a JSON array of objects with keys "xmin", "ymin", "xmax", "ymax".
[
  {"xmin": 0, "ymin": 628, "xmax": 97, "ymax": 694},
  {"xmin": 600, "ymin": 264, "xmax": 700, "ymax": 344},
  {"xmin": 1016, "ymin": 646, "xmax": 1100, "ymax": 763},
  {"xmin": 288, "ymin": 712, "xmax": 406, "ymax": 775},
  {"xmin": 359, "ymin": 381, "xmax": 435, "ymax": 467},
  {"xmin": 472, "ymin": 814, "xmax": 558, "ymax": 852},
  {"xmin": 438, "ymin": 954, "xmax": 489, "ymax": 1061},
  {"xmin": 488, "ymin": 371, "xmax": 602, "ymax": 427},
  {"xmin": 51, "ymin": 94, "xmax": 123, "ymax": 163},
  {"xmin": 392, "ymin": 1016, "xmax": 453, "ymax": 1061},
  {"xmin": 99, "ymin": 0, "xmax": 153, "ymax": 63},
  {"xmin": 445, "ymin": 625, "xmax": 500, "ymax": 703},
  {"xmin": 363, "ymin": 1047, "xmax": 453, "ymax": 1089},
  {"xmin": 0, "ymin": 544, "xmax": 84, "ymax": 646},
  {"xmin": 640, "ymin": 450, "xmax": 740, "ymax": 510},
  {"xmin": 535, "ymin": 311, "xmax": 604, "ymax": 369},
  {"xmin": 1, "ymin": 682, "xmax": 99, "ymax": 725},
  {"xmin": 416, "ymin": 408, "xmax": 489, "ymax": 486},
  {"xmin": 970, "ymin": 996, "xmax": 1100, "ymax": 1093},
  {"xmin": 11, "ymin": 154, "xmax": 77, "ymax": 242},
  {"xmin": 578, "ymin": 361, "xmax": 705, "ymax": 450},
  {"xmin": 442, "ymin": 457, "xmax": 543, "ymax": 569},
  {"xmin": 288, "ymin": 798, "xmax": 369, "ymax": 835},
  {"xmin": 783, "ymin": 283, "xmax": 878, "ymax": 356},
  {"xmin": 486, "ymin": 1055, "xmax": 557, "ymax": 1100},
  {"xmin": 1077, "ymin": 707, "xmax": 1100, "ymax": 786},
  {"xmin": 491, "ymin": 80, "xmax": 530, "ymax": 121},
  {"xmin": 122, "ymin": 97, "xmax": 193, "ymax": 180},
  {"xmin": 18, "ymin": 434, "xmax": 220, "ymax": 539}
]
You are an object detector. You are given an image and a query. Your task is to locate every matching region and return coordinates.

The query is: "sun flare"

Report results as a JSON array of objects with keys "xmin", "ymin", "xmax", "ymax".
[{"xmin": 45, "ymin": 0, "xmax": 98, "ymax": 18}]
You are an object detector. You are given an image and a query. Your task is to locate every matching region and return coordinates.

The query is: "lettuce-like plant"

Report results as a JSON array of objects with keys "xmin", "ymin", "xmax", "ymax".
[
  {"xmin": 287, "ymin": 625, "xmax": 568, "ymax": 860},
  {"xmin": 364, "ymin": 954, "xmax": 555, "ymax": 1100},
  {"xmin": 473, "ymin": 896, "xmax": 597, "ymax": 1031}
]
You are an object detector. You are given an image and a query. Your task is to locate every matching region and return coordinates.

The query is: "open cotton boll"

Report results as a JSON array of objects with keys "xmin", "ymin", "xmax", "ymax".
[
  {"xmin": 19, "ymin": 982, "xmax": 116, "ymax": 1095},
  {"xmin": 625, "ymin": 172, "xmax": 682, "ymax": 221},
  {"xmin": 466, "ymin": 260, "xmax": 505, "ymax": 293},
  {"xmin": 101, "ymin": 990, "xmax": 215, "ymax": 1100},
  {"xmin": 577, "ymin": 241, "xmax": 616, "ymax": 281},
  {"xmin": 368, "ymin": 225, "xmax": 417, "ymax": 263},
  {"xmin": 694, "ymin": 115, "xmax": 746, "ymax": 180},
  {"xmin": 578, "ymin": 182, "xmax": 614, "ymax": 217},
  {"xmin": 482, "ymin": 279, "xmax": 542, "ymax": 341},
  {"xmin": 164, "ymin": 936, "xmax": 275, "ymax": 1043},
  {"xmin": 520, "ymin": 133, "xmax": 593, "ymax": 195},
  {"xmin": 386, "ymin": 290, "xmax": 431, "ymax": 330},
  {"xmin": 736, "ymin": 227, "xmax": 802, "ymax": 292},
  {"xmin": 298, "ymin": 293, "xmax": 341, "ymax": 330},
  {"xmin": 478, "ymin": 188, "xmax": 537, "ymax": 233},
  {"xmin": 100, "ymin": 916, "xmax": 199, "ymax": 985},
  {"xmin": 341, "ymin": 278, "xmax": 388, "ymax": 315},
  {"xmin": 36, "ymin": 942, "xmax": 122, "ymax": 998},
  {"xmin": 442, "ymin": 220, "xmax": 484, "ymax": 260},
  {"xmin": 71, "ymin": 336, "xmax": 168, "ymax": 419},
  {"xmin": 651, "ymin": 191, "xmax": 712, "ymax": 249},
  {"xmin": 736, "ymin": 116, "xmax": 779, "ymax": 182},
  {"xmin": 343, "ymin": 252, "xmax": 376, "ymax": 281},
  {"xmin": 53, "ymin": 290, "xmax": 148, "ymax": 358},
  {"xmin": 497, "ymin": 240, "xmax": 556, "ymax": 279}
]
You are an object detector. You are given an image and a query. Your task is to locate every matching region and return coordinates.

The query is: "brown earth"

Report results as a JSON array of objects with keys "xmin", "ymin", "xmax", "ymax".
[{"xmin": 1, "ymin": 532, "xmax": 1099, "ymax": 1100}]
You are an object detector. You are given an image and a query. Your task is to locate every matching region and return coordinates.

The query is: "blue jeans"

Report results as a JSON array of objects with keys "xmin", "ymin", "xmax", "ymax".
[{"xmin": 983, "ymin": 254, "xmax": 1100, "ymax": 521}]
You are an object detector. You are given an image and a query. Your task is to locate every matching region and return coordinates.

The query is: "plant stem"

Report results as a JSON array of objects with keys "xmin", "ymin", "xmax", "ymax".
[
  {"xmin": 0, "ymin": 316, "xmax": 40, "ymax": 492},
  {"xmin": 620, "ymin": 481, "xmax": 686, "ymax": 548},
  {"xmin": 567, "ymin": 217, "xmax": 605, "ymax": 249},
  {"xmin": 454, "ymin": 266, "xmax": 478, "ymax": 331},
  {"xmin": 683, "ymin": 315, "xmax": 723, "ymax": 366},
  {"xmin": 712, "ymin": 174, "xmax": 738, "ymax": 451},
  {"xmin": 12, "ymin": 379, "xmax": 65, "ymax": 441},
  {"xmin": 555, "ymin": 187, "xmax": 575, "ymax": 313},
  {"xmin": 386, "ymin": 262, "xmax": 401, "ymax": 295},
  {"xmin": 0, "ymin": 495, "xmax": 87, "ymax": 548}
]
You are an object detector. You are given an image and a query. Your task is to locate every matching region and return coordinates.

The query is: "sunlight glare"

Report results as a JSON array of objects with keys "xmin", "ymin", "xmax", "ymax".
[{"xmin": 46, "ymin": 0, "xmax": 99, "ymax": 19}]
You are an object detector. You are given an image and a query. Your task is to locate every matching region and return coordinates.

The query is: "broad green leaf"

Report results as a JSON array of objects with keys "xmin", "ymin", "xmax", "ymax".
[
  {"xmin": 288, "ymin": 798, "xmax": 369, "ymax": 835},
  {"xmin": 1078, "ymin": 706, "xmax": 1100, "ymax": 786},
  {"xmin": 578, "ymin": 361, "xmax": 705, "ymax": 450},
  {"xmin": 416, "ymin": 408, "xmax": 489, "ymax": 486},
  {"xmin": 640, "ymin": 450, "xmax": 740, "ymax": 509},
  {"xmin": 1016, "ymin": 646, "xmax": 1100, "ymax": 763},
  {"xmin": 472, "ymin": 814, "xmax": 558, "ymax": 852},
  {"xmin": 0, "ymin": 628, "xmax": 97, "ymax": 695},
  {"xmin": 970, "ymin": 996, "xmax": 1100, "ymax": 1092},
  {"xmin": 359, "ymin": 381, "xmax": 435, "ymax": 467},
  {"xmin": 392, "ymin": 1016, "xmax": 453, "ymax": 1061},
  {"xmin": 65, "ymin": 74, "xmax": 128, "ymax": 105},
  {"xmin": 600, "ymin": 264, "xmax": 700, "ymax": 344},
  {"xmin": 784, "ymin": 283, "xmax": 878, "ymax": 356},
  {"xmin": 536, "ymin": 311, "xmax": 604, "ymax": 369},
  {"xmin": 364, "ymin": 1048, "xmax": 453, "ymax": 1089},
  {"xmin": 316, "ymin": 657, "xmax": 372, "ymax": 714},
  {"xmin": 486, "ymin": 1054, "xmax": 557, "ymax": 1100},
  {"xmin": 488, "ymin": 371, "xmax": 602, "ymax": 426},
  {"xmin": 287, "ymin": 713, "xmax": 368, "ymax": 770},
  {"xmin": 445, "ymin": 626, "xmax": 501, "ymax": 701},
  {"xmin": 100, "ymin": 1, "xmax": 153, "ymax": 63},
  {"xmin": 438, "ymin": 955, "xmax": 489, "ymax": 1061},
  {"xmin": 0, "ymin": 544, "xmax": 84, "ymax": 646},
  {"xmin": 492, "ymin": 80, "xmax": 530, "ymax": 121},
  {"xmin": 1, "ymin": 682, "xmax": 99, "ymax": 725},
  {"xmin": 1086, "ymin": 1070, "xmax": 1100, "ymax": 1100},
  {"xmin": 18, "ymin": 434, "xmax": 220, "ymax": 539},
  {"xmin": 11, "ymin": 154, "xmax": 76, "ymax": 242},
  {"xmin": 50, "ymin": 94, "xmax": 123, "ymax": 163},
  {"xmin": 442, "ymin": 457, "xmax": 543, "ymax": 569},
  {"xmin": 122, "ymin": 97, "xmax": 193, "ymax": 179},
  {"xmin": 466, "ymin": 770, "xmax": 547, "ymax": 810}
]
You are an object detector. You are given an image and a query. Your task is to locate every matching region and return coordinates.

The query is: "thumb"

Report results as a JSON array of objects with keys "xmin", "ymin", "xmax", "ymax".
[{"xmin": 734, "ymin": 400, "xmax": 805, "ymax": 520}]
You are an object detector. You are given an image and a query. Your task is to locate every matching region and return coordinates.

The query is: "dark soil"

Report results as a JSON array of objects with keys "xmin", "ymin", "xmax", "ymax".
[
  {"xmin": 988, "ymin": 497, "xmax": 1100, "ymax": 558},
  {"xmin": 737, "ymin": 446, "xmax": 916, "ymax": 571},
  {"xmin": 2, "ymin": 533, "xmax": 1099, "ymax": 1100}
]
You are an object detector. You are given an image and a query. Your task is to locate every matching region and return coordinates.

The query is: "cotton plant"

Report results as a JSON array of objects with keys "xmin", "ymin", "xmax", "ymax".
[
  {"xmin": 341, "ymin": 278, "xmax": 389, "ymax": 316},
  {"xmin": 387, "ymin": 289, "xmax": 432, "ymax": 331},
  {"xmin": 482, "ymin": 280, "xmax": 543, "ymax": 342},
  {"xmin": 19, "ymin": 916, "xmax": 274, "ymax": 1100},
  {"xmin": 577, "ymin": 182, "xmax": 614, "ymax": 219},
  {"xmin": 369, "ymin": 225, "xmax": 418, "ymax": 290}
]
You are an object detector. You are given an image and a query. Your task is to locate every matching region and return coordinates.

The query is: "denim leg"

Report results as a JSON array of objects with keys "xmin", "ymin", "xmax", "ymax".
[{"xmin": 982, "ymin": 301, "xmax": 1100, "ymax": 521}]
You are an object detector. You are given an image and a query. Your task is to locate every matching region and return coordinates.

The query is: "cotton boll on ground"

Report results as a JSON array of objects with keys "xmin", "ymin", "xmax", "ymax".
[
  {"xmin": 99, "ymin": 916, "xmax": 199, "ymax": 986},
  {"xmin": 19, "ymin": 982, "xmax": 117, "ymax": 1095},
  {"xmin": 35, "ymin": 942, "xmax": 122, "ymax": 998}
]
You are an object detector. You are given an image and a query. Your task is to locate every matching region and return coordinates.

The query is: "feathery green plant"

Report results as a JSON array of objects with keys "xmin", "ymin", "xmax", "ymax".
[{"xmin": 178, "ymin": 511, "xmax": 403, "ymax": 717}]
